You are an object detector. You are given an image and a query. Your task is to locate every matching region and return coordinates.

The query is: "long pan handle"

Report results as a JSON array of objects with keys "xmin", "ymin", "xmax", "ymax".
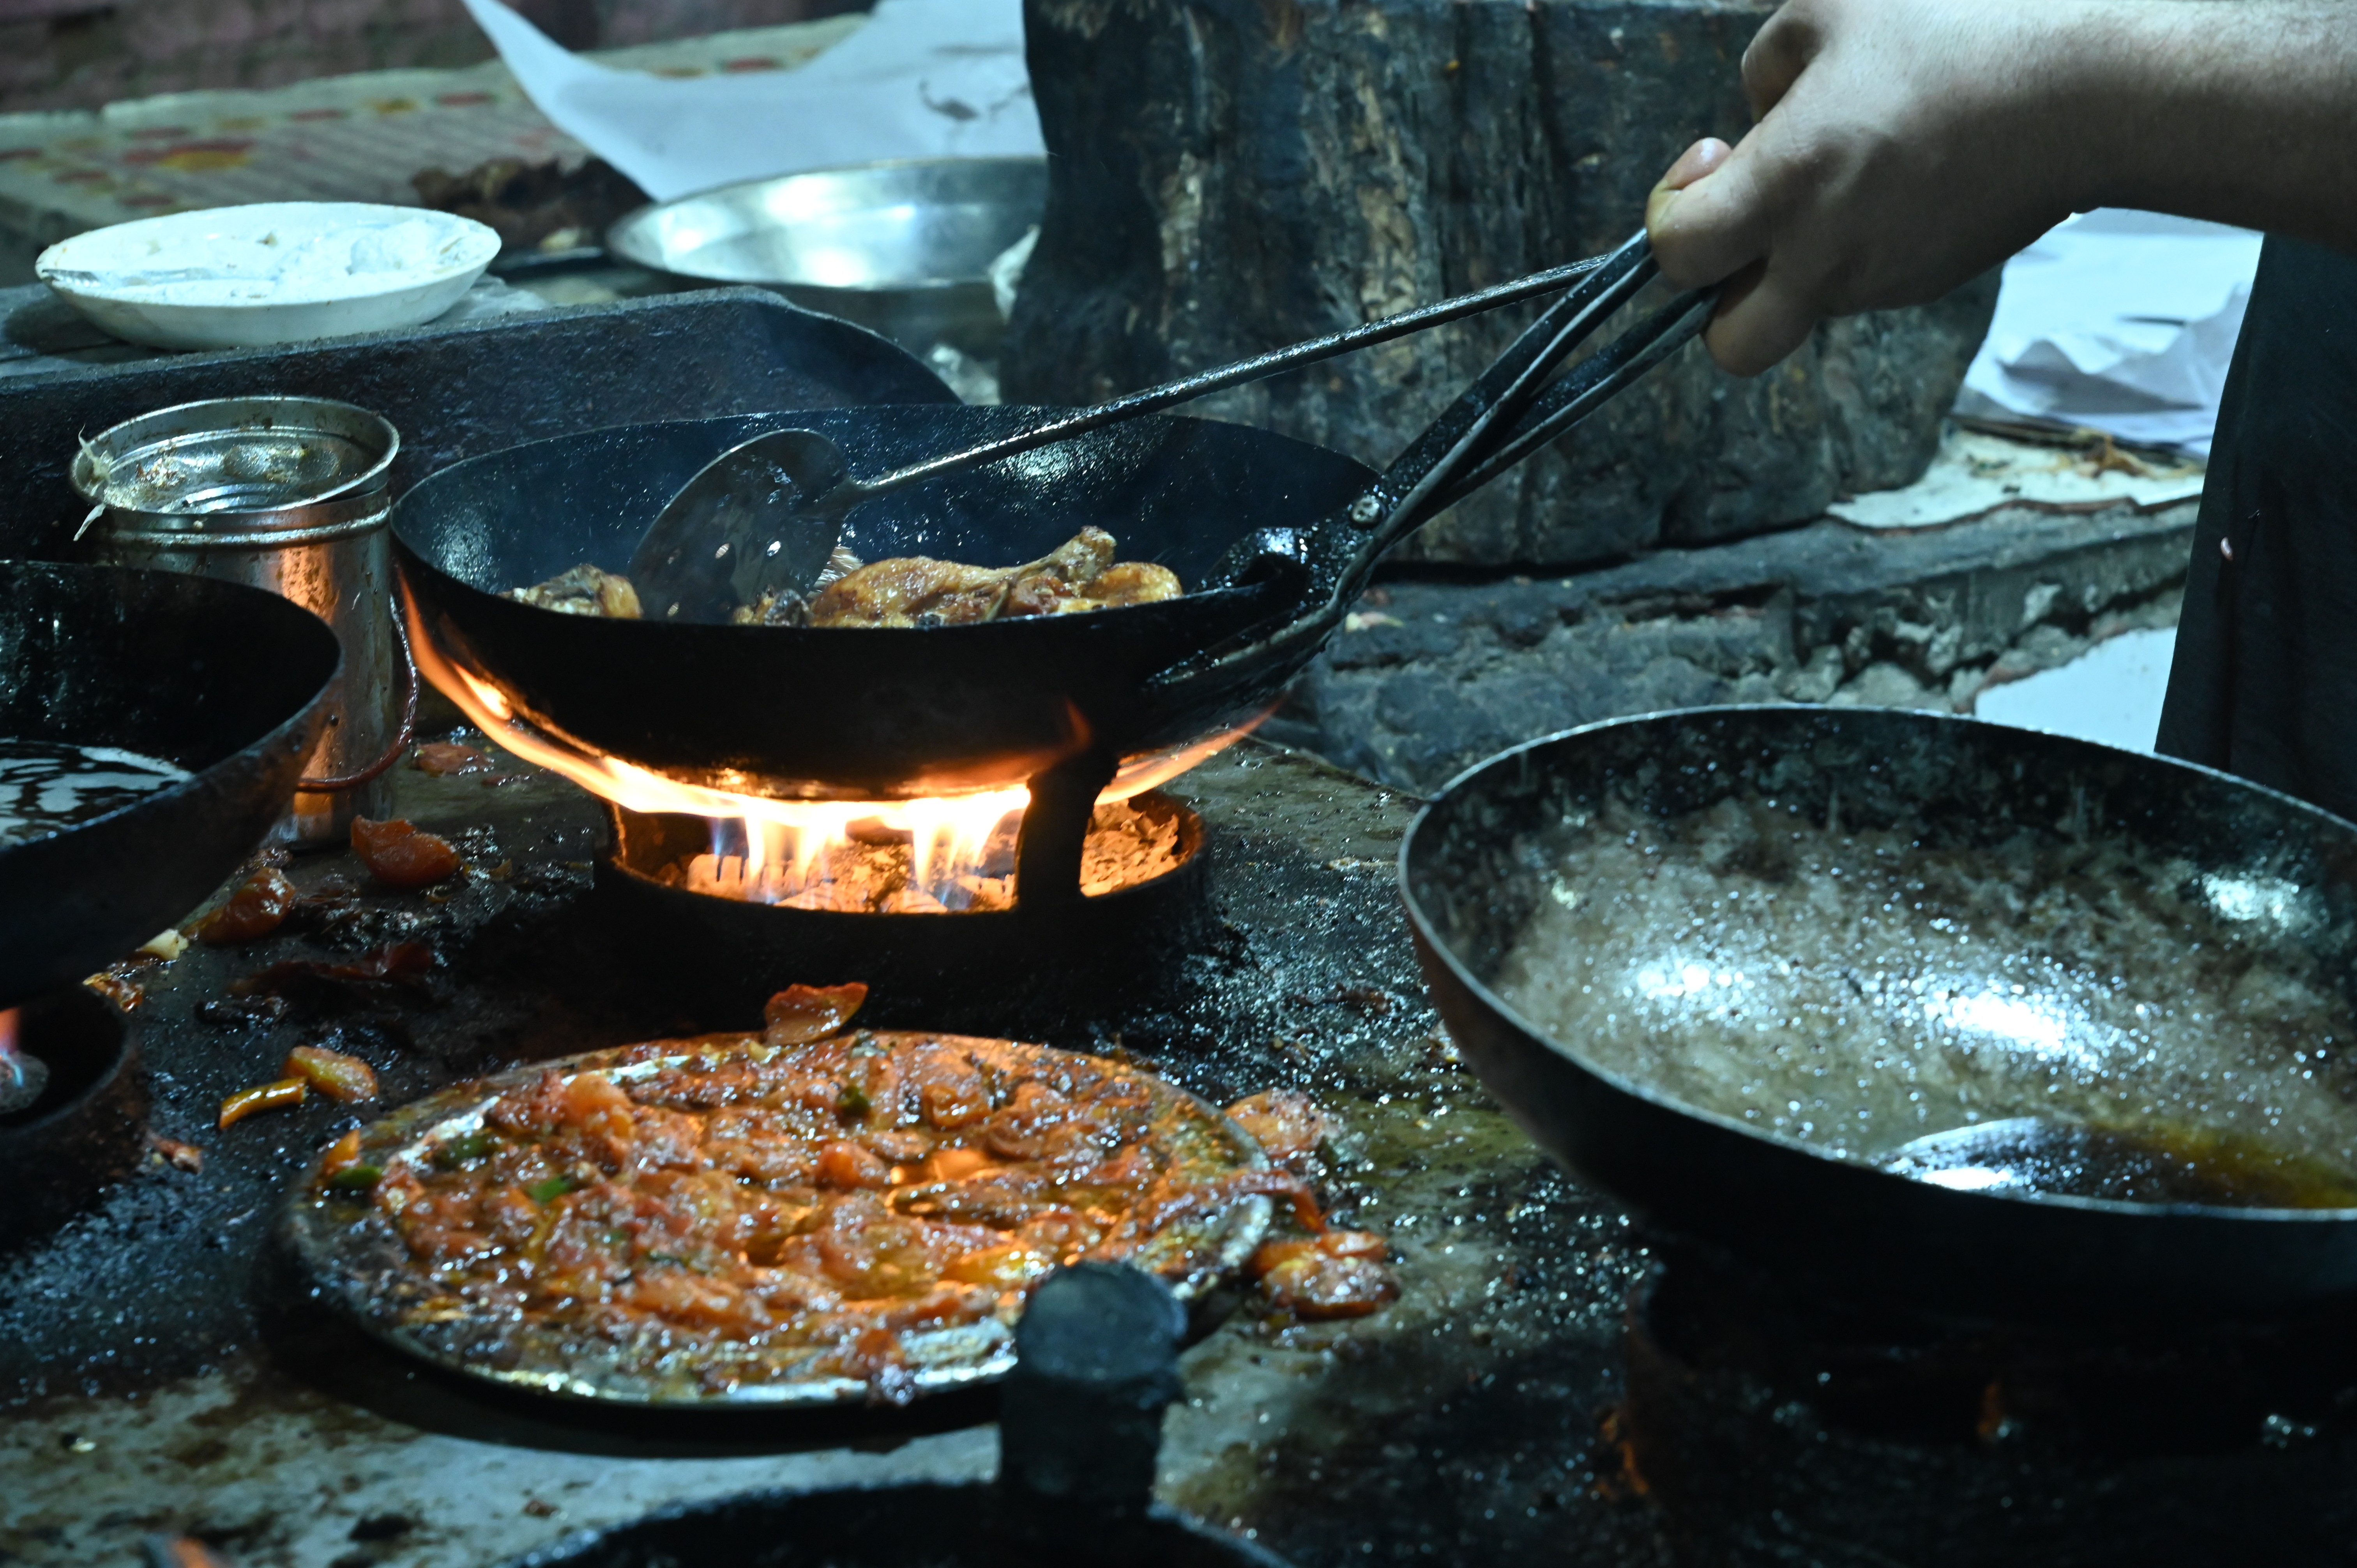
[
  {"xmin": 1339, "ymin": 232, "xmax": 1659, "ymax": 563},
  {"xmin": 1148, "ymin": 237, "xmax": 1714, "ymax": 709},
  {"xmin": 852, "ymin": 257, "xmax": 1611, "ymax": 499},
  {"xmin": 1431, "ymin": 287, "xmax": 1715, "ymax": 513},
  {"xmin": 1193, "ymin": 234, "xmax": 1692, "ymax": 603}
]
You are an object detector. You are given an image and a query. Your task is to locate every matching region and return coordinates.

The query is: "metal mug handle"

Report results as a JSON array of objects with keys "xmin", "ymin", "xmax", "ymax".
[{"xmin": 298, "ymin": 603, "xmax": 419, "ymax": 793}]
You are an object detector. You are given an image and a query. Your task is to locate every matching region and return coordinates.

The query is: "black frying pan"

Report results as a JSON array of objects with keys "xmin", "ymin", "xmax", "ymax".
[
  {"xmin": 0, "ymin": 562, "xmax": 339, "ymax": 1007},
  {"xmin": 1403, "ymin": 705, "xmax": 2357, "ymax": 1326},
  {"xmin": 392, "ymin": 256, "xmax": 1706, "ymax": 799},
  {"xmin": 393, "ymin": 406, "xmax": 1373, "ymax": 798}
]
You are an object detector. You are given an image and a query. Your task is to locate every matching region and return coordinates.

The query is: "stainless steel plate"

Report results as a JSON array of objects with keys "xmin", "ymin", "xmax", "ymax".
[
  {"xmin": 607, "ymin": 157, "xmax": 1046, "ymax": 353},
  {"xmin": 281, "ymin": 1029, "xmax": 1272, "ymax": 1407}
]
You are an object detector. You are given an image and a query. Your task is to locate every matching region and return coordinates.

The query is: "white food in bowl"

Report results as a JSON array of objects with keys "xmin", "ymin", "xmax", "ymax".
[{"xmin": 37, "ymin": 203, "xmax": 502, "ymax": 351}]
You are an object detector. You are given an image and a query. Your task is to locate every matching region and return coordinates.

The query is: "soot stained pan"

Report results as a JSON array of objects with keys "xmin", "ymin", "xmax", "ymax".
[
  {"xmin": 393, "ymin": 247, "xmax": 1706, "ymax": 799},
  {"xmin": 282, "ymin": 1033, "xmax": 1273, "ymax": 1407},
  {"xmin": 393, "ymin": 406, "xmax": 1369, "ymax": 798},
  {"xmin": 1403, "ymin": 705, "xmax": 2357, "ymax": 1326},
  {"xmin": 0, "ymin": 561, "xmax": 338, "ymax": 1007}
]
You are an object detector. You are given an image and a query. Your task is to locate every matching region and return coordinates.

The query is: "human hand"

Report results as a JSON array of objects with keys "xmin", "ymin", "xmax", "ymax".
[{"xmin": 1647, "ymin": 0, "xmax": 2086, "ymax": 375}]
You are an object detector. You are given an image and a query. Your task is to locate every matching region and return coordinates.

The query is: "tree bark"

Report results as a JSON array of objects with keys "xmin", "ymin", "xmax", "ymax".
[{"xmin": 1008, "ymin": 0, "xmax": 1998, "ymax": 568}]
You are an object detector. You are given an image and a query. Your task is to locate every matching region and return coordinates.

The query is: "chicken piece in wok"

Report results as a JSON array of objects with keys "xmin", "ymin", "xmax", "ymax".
[
  {"xmin": 505, "ymin": 563, "xmax": 642, "ymax": 619},
  {"xmin": 728, "ymin": 545, "xmax": 868, "ymax": 627},
  {"xmin": 504, "ymin": 548, "xmax": 863, "ymax": 627},
  {"xmin": 502, "ymin": 531, "xmax": 1176, "ymax": 629},
  {"xmin": 807, "ymin": 527, "xmax": 1181, "ymax": 629}
]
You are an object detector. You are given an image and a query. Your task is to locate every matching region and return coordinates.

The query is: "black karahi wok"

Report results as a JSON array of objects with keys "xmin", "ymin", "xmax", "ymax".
[
  {"xmin": 1403, "ymin": 705, "xmax": 2357, "ymax": 1326},
  {"xmin": 393, "ymin": 406, "xmax": 1370, "ymax": 798},
  {"xmin": 0, "ymin": 562, "xmax": 338, "ymax": 1007},
  {"xmin": 393, "ymin": 250, "xmax": 1706, "ymax": 800}
]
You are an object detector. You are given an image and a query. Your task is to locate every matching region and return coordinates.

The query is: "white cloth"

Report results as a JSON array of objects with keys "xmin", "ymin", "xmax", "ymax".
[
  {"xmin": 459, "ymin": 0, "xmax": 1042, "ymax": 202},
  {"xmin": 1955, "ymin": 209, "xmax": 2264, "ymax": 458}
]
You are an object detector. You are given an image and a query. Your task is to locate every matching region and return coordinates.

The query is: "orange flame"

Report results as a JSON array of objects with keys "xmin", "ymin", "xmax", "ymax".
[
  {"xmin": 0, "ymin": 1006, "xmax": 30, "ymax": 1104},
  {"xmin": 405, "ymin": 590, "xmax": 1260, "ymax": 908}
]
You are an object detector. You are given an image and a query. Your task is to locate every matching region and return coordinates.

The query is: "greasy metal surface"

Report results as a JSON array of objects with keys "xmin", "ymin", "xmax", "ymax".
[
  {"xmin": 285, "ymin": 1037, "xmax": 1272, "ymax": 1407},
  {"xmin": 0, "ymin": 287, "xmax": 952, "ymax": 563},
  {"xmin": 506, "ymin": 1265, "xmax": 1290, "ymax": 1567},
  {"xmin": 504, "ymin": 1486, "xmax": 1293, "ymax": 1568},
  {"xmin": 0, "ymin": 739, "xmax": 1667, "ymax": 1567},
  {"xmin": 71, "ymin": 396, "xmax": 398, "ymax": 517},
  {"xmin": 1405, "ymin": 705, "xmax": 2357, "ymax": 1323},
  {"xmin": 1617, "ymin": 1243, "xmax": 2357, "ymax": 1565},
  {"xmin": 0, "ymin": 562, "xmax": 338, "ymax": 1008},
  {"xmin": 607, "ymin": 158, "xmax": 1047, "ymax": 356},
  {"xmin": 93, "ymin": 491, "xmax": 399, "ymax": 839}
]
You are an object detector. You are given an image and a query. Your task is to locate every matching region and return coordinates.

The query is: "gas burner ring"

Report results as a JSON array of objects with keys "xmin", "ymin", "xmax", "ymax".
[{"xmin": 592, "ymin": 789, "xmax": 1211, "ymax": 1028}]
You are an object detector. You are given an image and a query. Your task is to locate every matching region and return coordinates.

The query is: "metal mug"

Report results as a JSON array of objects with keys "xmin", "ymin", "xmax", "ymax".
[{"xmin": 72, "ymin": 396, "xmax": 414, "ymax": 844}]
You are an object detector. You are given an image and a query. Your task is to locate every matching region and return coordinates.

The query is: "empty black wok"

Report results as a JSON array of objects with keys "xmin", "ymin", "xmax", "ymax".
[
  {"xmin": 1403, "ymin": 705, "xmax": 2357, "ymax": 1326},
  {"xmin": 0, "ymin": 562, "xmax": 339, "ymax": 1007},
  {"xmin": 392, "ymin": 408, "xmax": 1372, "ymax": 798}
]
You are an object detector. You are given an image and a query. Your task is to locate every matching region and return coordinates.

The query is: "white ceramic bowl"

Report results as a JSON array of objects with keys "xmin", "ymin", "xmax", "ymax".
[{"xmin": 37, "ymin": 203, "xmax": 502, "ymax": 351}]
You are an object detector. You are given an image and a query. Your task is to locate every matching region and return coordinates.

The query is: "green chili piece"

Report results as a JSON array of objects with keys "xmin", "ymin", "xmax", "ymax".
[
  {"xmin": 325, "ymin": 1163, "xmax": 383, "ymax": 1192},
  {"xmin": 432, "ymin": 1129, "xmax": 497, "ymax": 1169},
  {"xmin": 837, "ymin": 1082, "xmax": 872, "ymax": 1117},
  {"xmin": 527, "ymin": 1174, "xmax": 578, "ymax": 1204}
]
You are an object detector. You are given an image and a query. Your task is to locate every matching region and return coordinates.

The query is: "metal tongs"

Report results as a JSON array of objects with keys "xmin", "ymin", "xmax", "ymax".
[
  {"xmin": 630, "ymin": 230, "xmax": 1710, "ymax": 623},
  {"xmin": 1147, "ymin": 232, "xmax": 1714, "ymax": 698},
  {"xmin": 1337, "ymin": 229, "xmax": 1713, "ymax": 542}
]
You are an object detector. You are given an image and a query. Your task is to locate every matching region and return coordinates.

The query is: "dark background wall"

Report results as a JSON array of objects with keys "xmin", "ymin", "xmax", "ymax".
[
  {"xmin": 1006, "ymin": 0, "xmax": 1995, "ymax": 570},
  {"xmin": 0, "ymin": 0, "xmax": 872, "ymax": 113}
]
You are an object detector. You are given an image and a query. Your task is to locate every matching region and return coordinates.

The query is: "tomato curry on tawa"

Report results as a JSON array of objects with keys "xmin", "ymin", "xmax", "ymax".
[{"xmin": 286, "ymin": 985, "xmax": 1394, "ymax": 1406}]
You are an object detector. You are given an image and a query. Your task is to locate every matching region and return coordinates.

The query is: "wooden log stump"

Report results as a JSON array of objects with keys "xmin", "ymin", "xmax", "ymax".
[{"xmin": 1007, "ymin": 0, "xmax": 1999, "ymax": 567}]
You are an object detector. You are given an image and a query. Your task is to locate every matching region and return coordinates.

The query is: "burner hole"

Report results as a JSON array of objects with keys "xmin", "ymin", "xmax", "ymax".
[{"xmin": 347, "ymin": 1514, "xmax": 416, "ymax": 1543}]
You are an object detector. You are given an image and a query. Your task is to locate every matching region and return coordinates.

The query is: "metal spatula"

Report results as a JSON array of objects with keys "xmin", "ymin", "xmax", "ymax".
[{"xmin": 626, "ymin": 254, "xmax": 1618, "ymax": 623}]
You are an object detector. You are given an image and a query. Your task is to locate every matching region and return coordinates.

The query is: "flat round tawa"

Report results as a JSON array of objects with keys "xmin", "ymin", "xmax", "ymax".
[{"xmin": 282, "ymin": 1030, "xmax": 1273, "ymax": 1407}]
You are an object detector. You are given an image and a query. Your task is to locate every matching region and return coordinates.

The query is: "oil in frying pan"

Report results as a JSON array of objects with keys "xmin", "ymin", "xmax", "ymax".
[
  {"xmin": 1878, "ymin": 1117, "xmax": 2357, "ymax": 1209},
  {"xmin": 0, "ymin": 738, "xmax": 189, "ymax": 847},
  {"xmin": 1492, "ymin": 793, "xmax": 2357, "ymax": 1190}
]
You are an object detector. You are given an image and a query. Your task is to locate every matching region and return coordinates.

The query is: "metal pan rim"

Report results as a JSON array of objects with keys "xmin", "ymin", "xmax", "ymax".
[
  {"xmin": 281, "ymin": 1031, "xmax": 1273, "ymax": 1407},
  {"xmin": 0, "ymin": 563, "xmax": 341, "ymax": 857},
  {"xmin": 389, "ymin": 440, "xmax": 1275, "ymax": 636},
  {"xmin": 1401, "ymin": 703, "xmax": 2357, "ymax": 1226},
  {"xmin": 605, "ymin": 154, "xmax": 1046, "ymax": 293},
  {"xmin": 71, "ymin": 394, "xmax": 401, "ymax": 512}
]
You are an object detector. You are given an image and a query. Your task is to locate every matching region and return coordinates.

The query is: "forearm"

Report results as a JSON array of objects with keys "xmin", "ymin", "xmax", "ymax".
[
  {"xmin": 2060, "ymin": 0, "xmax": 2357, "ymax": 247},
  {"xmin": 1648, "ymin": 0, "xmax": 2357, "ymax": 373}
]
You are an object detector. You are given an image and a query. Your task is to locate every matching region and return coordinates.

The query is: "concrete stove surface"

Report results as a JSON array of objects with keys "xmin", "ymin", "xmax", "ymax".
[{"xmin": 0, "ymin": 738, "xmax": 1668, "ymax": 1568}]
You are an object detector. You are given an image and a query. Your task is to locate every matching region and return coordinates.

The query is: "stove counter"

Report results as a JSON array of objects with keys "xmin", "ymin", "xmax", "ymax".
[{"xmin": 0, "ymin": 740, "xmax": 1669, "ymax": 1568}]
